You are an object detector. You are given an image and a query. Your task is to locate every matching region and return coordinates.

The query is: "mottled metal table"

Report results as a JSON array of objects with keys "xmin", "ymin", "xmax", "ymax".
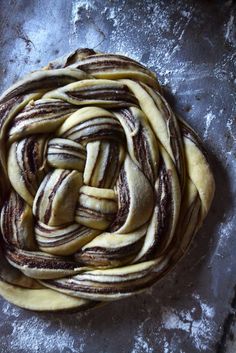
[{"xmin": 0, "ymin": 1, "xmax": 235, "ymax": 352}]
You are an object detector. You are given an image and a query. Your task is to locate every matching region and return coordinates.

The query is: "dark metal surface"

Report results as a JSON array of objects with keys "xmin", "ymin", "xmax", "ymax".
[{"xmin": 0, "ymin": 1, "xmax": 235, "ymax": 352}]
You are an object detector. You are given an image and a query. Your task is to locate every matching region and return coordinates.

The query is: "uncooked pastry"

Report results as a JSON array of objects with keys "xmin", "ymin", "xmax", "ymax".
[{"xmin": 0, "ymin": 49, "xmax": 215, "ymax": 311}]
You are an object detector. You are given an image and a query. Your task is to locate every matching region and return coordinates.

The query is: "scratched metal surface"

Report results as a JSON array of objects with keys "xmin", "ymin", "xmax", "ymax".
[{"xmin": 0, "ymin": 1, "xmax": 235, "ymax": 352}]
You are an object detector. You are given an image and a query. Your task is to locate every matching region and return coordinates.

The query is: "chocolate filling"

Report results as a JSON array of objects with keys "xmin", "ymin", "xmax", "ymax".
[{"xmin": 109, "ymin": 168, "xmax": 130, "ymax": 232}]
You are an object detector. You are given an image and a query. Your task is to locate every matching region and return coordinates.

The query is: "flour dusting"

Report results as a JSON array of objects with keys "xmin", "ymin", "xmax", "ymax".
[
  {"xmin": 210, "ymin": 216, "xmax": 235, "ymax": 264},
  {"xmin": 203, "ymin": 112, "xmax": 216, "ymax": 139},
  {"xmin": 0, "ymin": 308, "xmax": 88, "ymax": 353},
  {"xmin": 129, "ymin": 292, "xmax": 217, "ymax": 353},
  {"xmin": 162, "ymin": 293, "xmax": 216, "ymax": 351},
  {"xmin": 225, "ymin": 13, "xmax": 236, "ymax": 46},
  {"xmin": 70, "ymin": 0, "xmax": 104, "ymax": 48},
  {"xmin": 69, "ymin": 0, "xmax": 198, "ymax": 88},
  {"xmin": 226, "ymin": 117, "xmax": 236, "ymax": 142},
  {"xmin": 132, "ymin": 336, "xmax": 153, "ymax": 353},
  {"xmin": 2, "ymin": 302, "xmax": 21, "ymax": 318}
]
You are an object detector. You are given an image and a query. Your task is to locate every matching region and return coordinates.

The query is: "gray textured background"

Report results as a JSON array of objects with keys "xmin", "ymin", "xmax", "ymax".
[{"xmin": 0, "ymin": 1, "xmax": 235, "ymax": 352}]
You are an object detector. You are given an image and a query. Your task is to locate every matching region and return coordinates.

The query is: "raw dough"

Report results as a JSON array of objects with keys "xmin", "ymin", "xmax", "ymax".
[{"xmin": 0, "ymin": 49, "xmax": 215, "ymax": 311}]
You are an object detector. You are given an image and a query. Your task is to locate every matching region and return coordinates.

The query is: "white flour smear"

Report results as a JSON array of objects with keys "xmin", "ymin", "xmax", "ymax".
[
  {"xmin": 69, "ymin": 0, "xmax": 197, "ymax": 89},
  {"xmin": 225, "ymin": 12, "xmax": 236, "ymax": 47},
  {"xmin": 161, "ymin": 294, "xmax": 216, "ymax": 351},
  {"xmin": 203, "ymin": 112, "xmax": 217, "ymax": 139},
  {"xmin": 0, "ymin": 302, "xmax": 88, "ymax": 353},
  {"xmin": 128, "ymin": 292, "xmax": 217, "ymax": 353}
]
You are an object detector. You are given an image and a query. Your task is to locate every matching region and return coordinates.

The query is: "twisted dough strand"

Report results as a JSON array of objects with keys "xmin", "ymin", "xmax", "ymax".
[{"xmin": 0, "ymin": 48, "xmax": 215, "ymax": 311}]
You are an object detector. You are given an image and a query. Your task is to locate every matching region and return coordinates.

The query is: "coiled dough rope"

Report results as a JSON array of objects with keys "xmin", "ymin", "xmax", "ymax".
[{"xmin": 0, "ymin": 48, "xmax": 215, "ymax": 311}]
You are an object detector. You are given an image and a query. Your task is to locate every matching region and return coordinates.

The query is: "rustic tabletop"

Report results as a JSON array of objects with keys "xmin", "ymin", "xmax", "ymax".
[{"xmin": 0, "ymin": 1, "xmax": 235, "ymax": 352}]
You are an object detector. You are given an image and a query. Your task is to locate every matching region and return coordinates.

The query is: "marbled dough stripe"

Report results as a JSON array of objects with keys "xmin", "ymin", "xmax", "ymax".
[
  {"xmin": 75, "ymin": 225, "xmax": 147, "ymax": 267},
  {"xmin": 110, "ymin": 167, "xmax": 130, "ymax": 232},
  {"xmin": 141, "ymin": 83, "xmax": 185, "ymax": 189},
  {"xmin": 114, "ymin": 107, "xmax": 158, "ymax": 184},
  {"xmin": 41, "ymin": 261, "xmax": 157, "ymax": 300},
  {"xmin": 33, "ymin": 169, "xmax": 82, "ymax": 226},
  {"xmin": 35, "ymin": 221, "xmax": 100, "ymax": 256},
  {"xmin": 60, "ymin": 117, "xmax": 124, "ymax": 144},
  {"xmin": 8, "ymin": 99, "xmax": 76, "ymax": 141},
  {"xmin": 47, "ymin": 138, "xmax": 86, "ymax": 171},
  {"xmin": 44, "ymin": 80, "xmax": 138, "ymax": 108},
  {"xmin": 0, "ymin": 192, "xmax": 36, "ymax": 250},
  {"xmin": 0, "ymin": 68, "xmax": 90, "ymax": 104},
  {"xmin": 84, "ymin": 141, "xmax": 123, "ymax": 188},
  {"xmin": 5, "ymin": 246, "xmax": 84, "ymax": 279}
]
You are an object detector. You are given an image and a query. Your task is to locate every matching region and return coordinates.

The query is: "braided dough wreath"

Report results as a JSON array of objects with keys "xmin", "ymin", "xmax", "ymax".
[{"xmin": 0, "ymin": 49, "xmax": 214, "ymax": 311}]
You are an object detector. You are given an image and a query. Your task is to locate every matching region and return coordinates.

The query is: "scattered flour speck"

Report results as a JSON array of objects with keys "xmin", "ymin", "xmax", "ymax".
[
  {"xmin": 2, "ymin": 302, "xmax": 21, "ymax": 318},
  {"xmin": 227, "ymin": 117, "xmax": 236, "ymax": 142},
  {"xmin": 161, "ymin": 294, "xmax": 216, "ymax": 351},
  {"xmin": 203, "ymin": 112, "xmax": 216, "ymax": 139},
  {"xmin": 0, "ymin": 309, "xmax": 87, "ymax": 353},
  {"xmin": 132, "ymin": 319, "xmax": 154, "ymax": 353},
  {"xmin": 225, "ymin": 13, "xmax": 235, "ymax": 47}
]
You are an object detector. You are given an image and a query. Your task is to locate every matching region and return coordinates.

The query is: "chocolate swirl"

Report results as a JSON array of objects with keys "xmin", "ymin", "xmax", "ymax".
[{"xmin": 0, "ymin": 48, "xmax": 215, "ymax": 311}]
